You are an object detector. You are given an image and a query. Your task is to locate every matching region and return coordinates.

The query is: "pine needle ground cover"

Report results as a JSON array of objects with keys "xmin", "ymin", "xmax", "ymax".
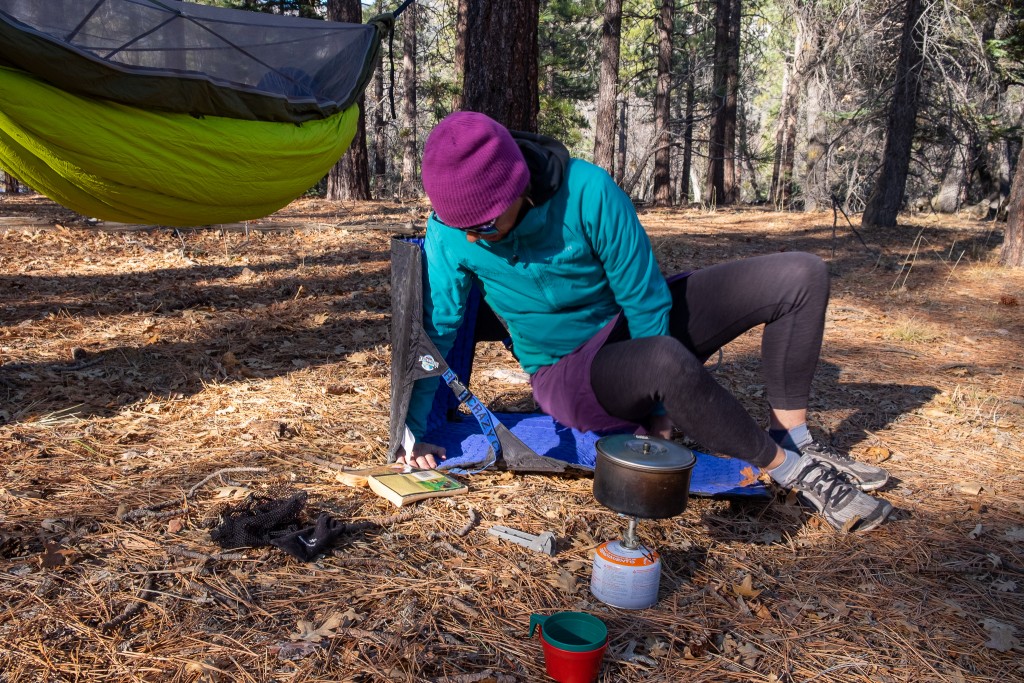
[{"xmin": 1, "ymin": 194, "xmax": 1022, "ymax": 682}]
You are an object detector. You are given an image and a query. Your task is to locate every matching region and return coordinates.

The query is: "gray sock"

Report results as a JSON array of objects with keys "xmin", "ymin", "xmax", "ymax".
[
  {"xmin": 768, "ymin": 423, "xmax": 812, "ymax": 452},
  {"xmin": 764, "ymin": 449, "xmax": 804, "ymax": 487}
]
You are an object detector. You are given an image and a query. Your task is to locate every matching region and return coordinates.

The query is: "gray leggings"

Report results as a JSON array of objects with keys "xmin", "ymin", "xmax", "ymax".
[{"xmin": 591, "ymin": 252, "xmax": 830, "ymax": 467}]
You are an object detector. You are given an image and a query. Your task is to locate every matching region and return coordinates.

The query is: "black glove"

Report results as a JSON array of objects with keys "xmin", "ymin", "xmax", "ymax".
[{"xmin": 270, "ymin": 513, "xmax": 348, "ymax": 561}]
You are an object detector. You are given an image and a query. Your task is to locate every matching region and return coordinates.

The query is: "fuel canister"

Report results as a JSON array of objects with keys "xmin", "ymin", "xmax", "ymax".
[{"xmin": 590, "ymin": 539, "xmax": 662, "ymax": 610}]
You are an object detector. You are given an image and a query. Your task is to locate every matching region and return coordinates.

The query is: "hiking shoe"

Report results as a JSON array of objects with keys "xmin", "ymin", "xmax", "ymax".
[
  {"xmin": 799, "ymin": 440, "xmax": 890, "ymax": 491},
  {"xmin": 788, "ymin": 456, "xmax": 893, "ymax": 533}
]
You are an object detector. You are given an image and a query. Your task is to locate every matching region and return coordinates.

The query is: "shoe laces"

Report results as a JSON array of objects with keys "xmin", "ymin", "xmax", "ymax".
[
  {"xmin": 794, "ymin": 461, "xmax": 858, "ymax": 508},
  {"xmin": 803, "ymin": 440, "xmax": 853, "ymax": 463}
]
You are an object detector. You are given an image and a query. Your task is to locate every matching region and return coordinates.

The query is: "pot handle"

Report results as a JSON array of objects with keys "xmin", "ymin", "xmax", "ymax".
[{"xmin": 528, "ymin": 614, "xmax": 548, "ymax": 638}]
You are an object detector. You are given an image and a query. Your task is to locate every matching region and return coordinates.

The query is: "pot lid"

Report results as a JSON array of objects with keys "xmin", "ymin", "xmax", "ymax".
[{"xmin": 595, "ymin": 434, "xmax": 696, "ymax": 472}]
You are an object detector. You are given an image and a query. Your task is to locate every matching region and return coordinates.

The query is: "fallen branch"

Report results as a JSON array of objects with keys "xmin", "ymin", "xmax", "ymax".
[
  {"xmin": 435, "ymin": 670, "xmax": 515, "ymax": 683},
  {"xmin": 434, "ymin": 540, "xmax": 468, "ymax": 559},
  {"xmin": 166, "ymin": 545, "xmax": 247, "ymax": 563},
  {"xmin": 99, "ymin": 571, "xmax": 157, "ymax": 633},
  {"xmin": 120, "ymin": 467, "xmax": 269, "ymax": 522},
  {"xmin": 344, "ymin": 508, "xmax": 419, "ymax": 533},
  {"xmin": 187, "ymin": 467, "xmax": 269, "ymax": 498},
  {"xmin": 119, "ymin": 499, "xmax": 184, "ymax": 522},
  {"xmin": 455, "ymin": 508, "xmax": 480, "ymax": 537},
  {"xmin": 295, "ymin": 452, "xmax": 350, "ymax": 472}
]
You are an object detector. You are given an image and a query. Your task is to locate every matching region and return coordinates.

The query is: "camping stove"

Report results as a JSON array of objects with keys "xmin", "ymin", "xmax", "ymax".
[{"xmin": 589, "ymin": 435, "xmax": 696, "ymax": 610}]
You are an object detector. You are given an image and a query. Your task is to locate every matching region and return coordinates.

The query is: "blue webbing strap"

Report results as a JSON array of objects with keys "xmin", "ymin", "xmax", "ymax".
[{"xmin": 440, "ymin": 367, "xmax": 502, "ymax": 461}]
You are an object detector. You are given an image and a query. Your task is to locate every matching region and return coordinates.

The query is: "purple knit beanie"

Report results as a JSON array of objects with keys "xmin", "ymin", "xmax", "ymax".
[{"xmin": 421, "ymin": 111, "xmax": 529, "ymax": 228}]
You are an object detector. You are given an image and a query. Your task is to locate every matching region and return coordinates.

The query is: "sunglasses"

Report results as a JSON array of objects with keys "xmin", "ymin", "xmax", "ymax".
[{"xmin": 430, "ymin": 211, "xmax": 501, "ymax": 236}]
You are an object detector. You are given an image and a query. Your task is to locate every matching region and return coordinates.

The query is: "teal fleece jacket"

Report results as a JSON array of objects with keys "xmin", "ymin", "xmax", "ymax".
[{"xmin": 407, "ymin": 158, "xmax": 672, "ymax": 439}]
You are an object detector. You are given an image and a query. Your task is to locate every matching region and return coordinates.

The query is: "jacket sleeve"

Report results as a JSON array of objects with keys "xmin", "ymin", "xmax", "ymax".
[
  {"xmin": 581, "ymin": 169, "xmax": 671, "ymax": 339},
  {"xmin": 404, "ymin": 227, "xmax": 474, "ymax": 439}
]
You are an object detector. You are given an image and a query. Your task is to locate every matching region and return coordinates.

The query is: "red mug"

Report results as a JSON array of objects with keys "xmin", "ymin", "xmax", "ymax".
[{"xmin": 529, "ymin": 612, "xmax": 608, "ymax": 683}]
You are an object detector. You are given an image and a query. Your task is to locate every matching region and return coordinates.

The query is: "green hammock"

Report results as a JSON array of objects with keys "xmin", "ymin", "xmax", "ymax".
[
  {"xmin": 0, "ymin": 66, "xmax": 358, "ymax": 225},
  {"xmin": 0, "ymin": 0, "xmax": 392, "ymax": 226}
]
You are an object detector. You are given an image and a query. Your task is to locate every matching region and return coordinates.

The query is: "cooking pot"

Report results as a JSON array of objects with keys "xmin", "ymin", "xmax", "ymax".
[{"xmin": 593, "ymin": 434, "xmax": 696, "ymax": 519}]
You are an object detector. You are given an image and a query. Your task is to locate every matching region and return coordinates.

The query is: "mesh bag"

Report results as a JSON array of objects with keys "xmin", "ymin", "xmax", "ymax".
[
  {"xmin": 210, "ymin": 491, "xmax": 308, "ymax": 549},
  {"xmin": 0, "ymin": 0, "xmax": 386, "ymax": 122}
]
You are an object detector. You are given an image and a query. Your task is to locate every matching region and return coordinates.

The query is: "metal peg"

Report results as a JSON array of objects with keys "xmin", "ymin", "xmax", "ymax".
[{"xmin": 487, "ymin": 525, "xmax": 556, "ymax": 555}]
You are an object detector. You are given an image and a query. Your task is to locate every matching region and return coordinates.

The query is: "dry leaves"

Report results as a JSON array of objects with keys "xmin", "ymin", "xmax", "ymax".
[
  {"xmin": 980, "ymin": 619, "xmax": 1021, "ymax": 652},
  {"xmin": 731, "ymin": 574, "xmax": 763, "ymax": 599},
  {"xmin": 738, "ymin": 466, "xmax": 759, "ymax": 487},
  {"xmin": 212, "ymin": 485, "xmax": 250, "ymax": 499},
  {"xmin": 957, "ymin": 482, "xmax": 984, "ymax": 496},
  {"xmin": 39, "ymin": 541, "xmax": 77, "ymax": 569},
  {"xmin": 863, "ymin": 445, "xmax": 891, "ymax": 462},
  {"xmin": 290, "ymin": 609, "xmax": 361, "ymax": 643},
  {"xmin": 546, "ymin": 569, "xmax": 578, "ymax": 595}
]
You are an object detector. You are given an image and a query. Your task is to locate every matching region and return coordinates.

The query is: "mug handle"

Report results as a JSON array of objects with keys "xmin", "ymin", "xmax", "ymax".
[{"xmin": 528, "ymin": 614, "xmax": 548, "ymax": 638}]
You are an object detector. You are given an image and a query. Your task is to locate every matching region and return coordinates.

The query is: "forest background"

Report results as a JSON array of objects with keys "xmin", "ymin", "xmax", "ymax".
[
  {"xmin": 3, "ymin": 1, "xmax": 1021, "ymax": 261},
  {"xmin": 60, "ymin": 0, "xmax": 1018, "ymax": 265}
]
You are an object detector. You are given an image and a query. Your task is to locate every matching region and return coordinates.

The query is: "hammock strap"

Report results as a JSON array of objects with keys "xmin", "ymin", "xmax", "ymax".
[
  {"xmin": 440, "ymin": 367, "xmax": 503, "ymax": 458},
  {"xmin": 392, "ymin": 0, "xmax": 415, "ymax": 19},
  {"xmin": 388, "ymin": 19, "xmax": 396, "ymax": 119}
]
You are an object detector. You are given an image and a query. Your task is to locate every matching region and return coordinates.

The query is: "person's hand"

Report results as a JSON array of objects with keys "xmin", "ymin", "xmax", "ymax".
[{"xmin": 396, "ymin": 442, "xmax": 447, "ymax": 469}]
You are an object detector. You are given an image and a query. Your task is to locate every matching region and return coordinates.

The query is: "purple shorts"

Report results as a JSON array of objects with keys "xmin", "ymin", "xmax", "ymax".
[
  {"xmin": 529, "ymin": 272, "xmax": 690, "ymax": 432},
  {"xmin": 530, "ymin": 313, "xmax": 634, "ymax": 432}
]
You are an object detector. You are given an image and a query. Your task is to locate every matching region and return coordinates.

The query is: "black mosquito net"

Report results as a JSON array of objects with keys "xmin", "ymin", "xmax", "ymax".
[{"xmin": 0, "ymin": 0, "xmax": 388, "ymax": 122}]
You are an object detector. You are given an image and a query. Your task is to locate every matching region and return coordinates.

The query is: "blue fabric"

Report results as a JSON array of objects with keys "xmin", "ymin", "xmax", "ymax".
[{"xmin": 429, "ymin": 411, "xmax": 769, "ymax": 499}]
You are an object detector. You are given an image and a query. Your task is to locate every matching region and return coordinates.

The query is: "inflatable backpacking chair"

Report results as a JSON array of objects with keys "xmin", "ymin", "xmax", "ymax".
[
  {"xmin": 387, "ymin": 239, "xmax": 770, "ymax": 497},
  {"xmin": 0, "ymin": 0, "xmax": 399, "ymax": 226}
]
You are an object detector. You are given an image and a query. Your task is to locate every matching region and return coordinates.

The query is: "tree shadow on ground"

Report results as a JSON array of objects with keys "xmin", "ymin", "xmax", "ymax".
[
  {"xmin": 651, "ymin": 215, "xmax": 1007, "ymax": 292},
  {"xmin": 0, "ymin": 245, "xmax": 397, "ymax": 424}
]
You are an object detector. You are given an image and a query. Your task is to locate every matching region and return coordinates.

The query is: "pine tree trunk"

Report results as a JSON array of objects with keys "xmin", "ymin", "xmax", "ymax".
[
  {"xmin": 770, "ymin": 7, "xmax": 820, "ymax": 209},
  {"xmin": 769, "ymin": 53, "xmax": 791, "ymax": 206},
  {"xmin": 325, "ymin": 0, "xmax": 371, "ymax": 200},
  {"xmin": 453, "ymin": 0, "xmax": 470, "ymax": 111},
  {"xmin": 461, "ymin": 0, "xmax": 539, "ymax": 131},
  {"xmin": 594, "ymin": 0, "xmax": 623, "ymax": 175},
  {"xmin": 738, "ymin": 102, "xmax": 760, "ymax": 202},
  {"xmin": 681, "ymin": 70, "xmax": 695, "ymax": 204},
  {"xmin": 861, "ymin": 0, "xmax": 925, "ymax": 228},
  {"xmin": 1000, "ymin": 144, "xmax": 1024, "ymax": 267},
  {"xmin": 705, "ymin": 0, "xmax": 730, "ymax": 206},
  {"xmin": 722, "ymin": 0, "xmax": 741, "ymax": 204},
  {"xmin": 615, "ymin": 99, "xmax": 628, "ymax": 186},
  {"xmin": 372, "ymin": 0, "xmax": 387, "ymax": 191},
  {"xmin": 670, "ymin": 78, "xmax": 682, "ymax": 204},
  {"xmin": 3, "ymin": 172, "xmax": 18, "ymax": 195},
  {"xmin": 652, "ymin": 0, "xmax": 675, "ymax": 207},
  {"xmin": 803, "ymin": 74, "xmax": 828, "ymax": 211},
  {"xmin": 400, "ymin": 2, "xmax": 418, "ymax": 198},
  {"xmin": 777, "ymin": 46, "xmax": 806, "ymax": 206},
  {"xmin": 934, "ymin": 143, "xmax": 967, "ymax": 213}
]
